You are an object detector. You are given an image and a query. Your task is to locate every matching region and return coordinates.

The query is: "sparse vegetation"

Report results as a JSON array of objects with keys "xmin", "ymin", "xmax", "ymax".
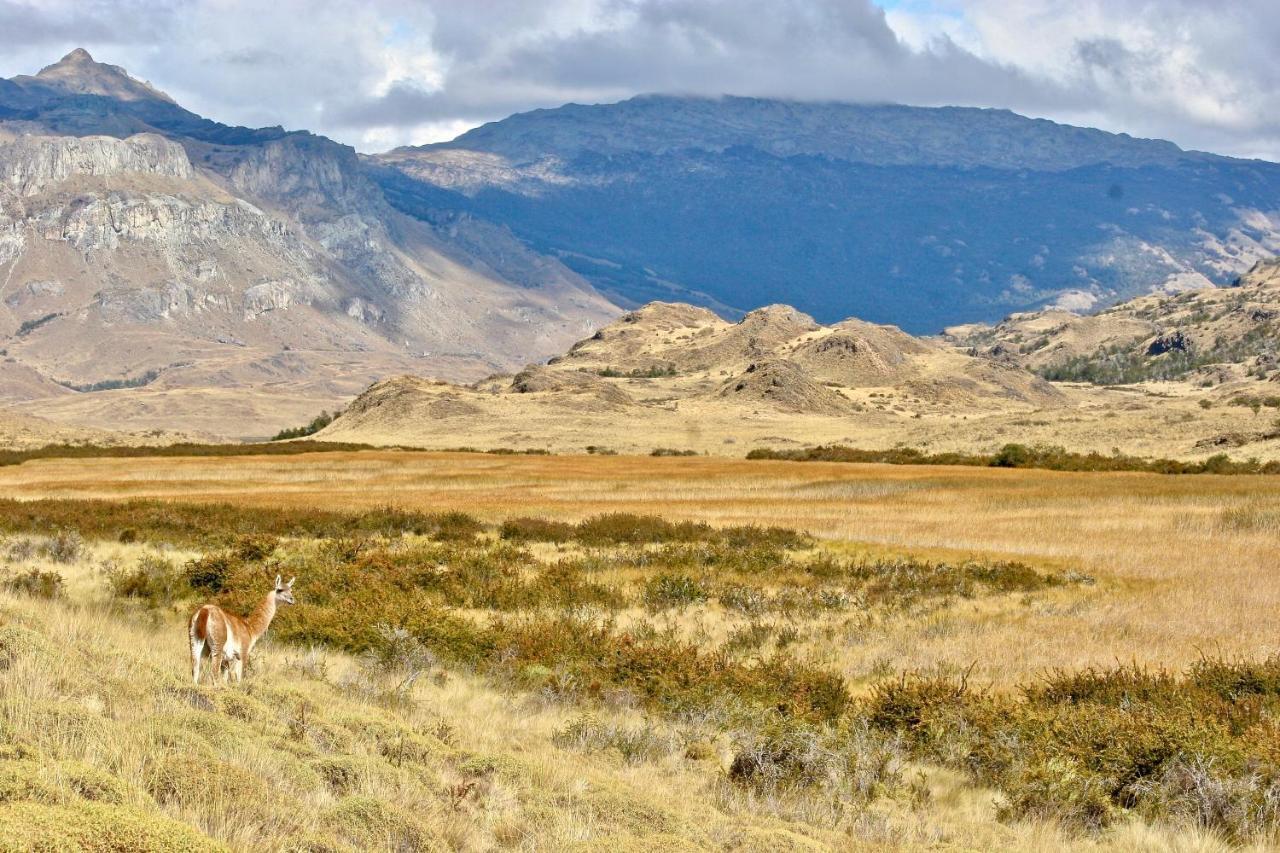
[
  {"xmin": 597, "ymin": 364, "xmax": 677, "ymax": 378},
  {"xmin": 1037, "ymin": 323, "xmax": 1279, "ymax": 385},
  {"xmin": 748, "ymin": 443, "xmax": 1280, "ymax": 474},
  {"xmin": 271, "ymin": 409, "xmax": 339, "ymax": 441},
  {"xmin": 56, "ymin": 367, "xmax": 164, "ymax": 393},
  {"xmin": 0, "ymin": 440, "xmax": 423, "ymax": 469}
]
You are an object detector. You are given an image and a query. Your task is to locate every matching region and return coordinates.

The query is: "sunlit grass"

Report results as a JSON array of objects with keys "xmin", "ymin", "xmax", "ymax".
[{"xmin": 1, "ymin": 451, "xmax": 1279, "ymax": 849}]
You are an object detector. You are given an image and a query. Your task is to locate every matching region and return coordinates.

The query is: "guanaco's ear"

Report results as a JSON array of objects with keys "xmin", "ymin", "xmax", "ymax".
[
  {"xmin": 287, "ymin": 577, "xmax": 296, "ymax": 588},
  {"xmin": 275, "ymin": 574, "xmax": 282, "ymax": 589}
]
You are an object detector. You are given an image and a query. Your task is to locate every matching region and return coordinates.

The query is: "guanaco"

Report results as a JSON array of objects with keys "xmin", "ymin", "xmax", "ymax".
[{"xmin": 189, "ymin": 575, "xmax": 296, "ymax": 686}]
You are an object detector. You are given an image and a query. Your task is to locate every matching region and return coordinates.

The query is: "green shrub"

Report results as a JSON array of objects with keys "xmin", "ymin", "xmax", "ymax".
[
  {"xmin": 866, "ymin": 661, "xmax": 1280, "ymax": 837},
  {"xmin": 320, "ymin": 796, "xmax": 439, "ymax": 851},
  {"xmin": 499, "ymin": 517, "xmax": 574, "ymax": 543},
  {"xmin": 747, "ymin": 444, "xmax": 1280, "ymax": 476},
  {"xmin": 0, "ymin": 801, "xmax": 221, "ymax": 852},
  {"xmin": 2, "ymin": 568, "xmax": 64, "ymax": 599},
  {"xmin": 271, "ymin": 410, "xmax": 338, "ymax": 441},
  {"xmin": 553, "ymin": 715, "xmax": 678, "ymax": 765},
  {"xmin": 107, "ymin": 554, "xmax": 185, "ymax": 607},
  {"xmin": 311, "ymin": 758, "xmax": 362, "ymax": 794},
  {"xmin": 43, "ymin": 530, "xmax": 84, "ymax": 564},
  {"xmin": 183, "ymin": 552, "xmax": 238, "ymax": 594},
  {"xmin": 575, "ymin": 513, "xmax": 713, "ymax": 545},
  {"xmin": 642, "ymin": 573, "xmax": 709, "ymax": 611}
]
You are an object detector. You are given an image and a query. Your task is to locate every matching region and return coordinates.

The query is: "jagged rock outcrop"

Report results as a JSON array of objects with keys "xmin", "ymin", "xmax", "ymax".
[{"xmin": 718, "ymin": 359, "xmax": 853, "ymax": 414}]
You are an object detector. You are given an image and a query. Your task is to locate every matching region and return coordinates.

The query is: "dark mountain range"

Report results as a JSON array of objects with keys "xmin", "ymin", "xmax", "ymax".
[{"xmin": 375, "ymin": 95, "xmax": 1280, "ymax": 332}]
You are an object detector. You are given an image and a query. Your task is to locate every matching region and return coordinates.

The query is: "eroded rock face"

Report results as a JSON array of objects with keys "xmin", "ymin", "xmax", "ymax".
[
  {"xmin": 0, "ymin": 133, "xmax": 192, "ymax": 196},
  {"xmin": 243, "ymin": 280, "xmax": 312, "ymax": 320}
]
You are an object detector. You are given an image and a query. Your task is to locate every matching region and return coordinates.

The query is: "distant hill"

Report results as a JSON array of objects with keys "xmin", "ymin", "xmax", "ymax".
[
  {"xmin": 947, "ymin": 257, "xmax": 1280, "ymax": 386},
  {"xmin": 321, "ymin": 289, "xmax": 1280, "ymax": 461},
  {"xmin": 318, "ymin": 299, "xmax": 1075, "ymax": 454},
  {"xmin": 374, "ymin": 95, "xmax": 1280, "ymax": 333}
]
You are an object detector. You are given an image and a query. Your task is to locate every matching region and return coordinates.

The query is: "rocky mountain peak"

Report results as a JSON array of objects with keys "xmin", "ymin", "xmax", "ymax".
[
  {"xmin": 29, "ymin": 47, "xmax": 173, "ymax": 104},
  {"xmin": 54, "ymin": 48, "xmax": 95, "ymax": 65}
]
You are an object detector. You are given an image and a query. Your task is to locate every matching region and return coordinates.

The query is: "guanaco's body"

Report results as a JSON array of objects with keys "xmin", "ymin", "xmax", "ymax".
[{"xmin": 189, "ymin": 575, "xmax": 295, "ymax": 685}]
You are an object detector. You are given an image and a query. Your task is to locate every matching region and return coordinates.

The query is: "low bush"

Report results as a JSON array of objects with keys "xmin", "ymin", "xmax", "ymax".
[
  {"xmin": 553, "ymin": 714, "xmax": 678, "ymax": 765},
  {"xmin": 106, "ymin": 554, "xmax": 184, "ymax": 607},
  {"xmin": 575, "ymin": 513, "xmax": 713, "ymax": 545},
  {"xmin": 2, "ymin": 568, "xmax": 64, "ymax": 599},
  {"xmin": 0, "ymin": 499, "xmax": 483, "ymax": 546},
  {"xmin": 642, "ymin": 572, "xmax": 709, "ymax": 611},
  {"xmin": 729, "ymin": 717, "xmax": 907, "ymax": 805},
  {"xmin": 43, "ymin": 530, "xmax": 84, "ymax": 564},
  {"xmin": 864, "ymin": 658, "xmax": 1280, "ymax": 839},
  {"xmin": 748, "ymin": 443, "xmax": 1280, "ymax": 476},
  {"xmin": 499, "ymin": 516, "xmax": 574, "ymax": 543},
  {"xmin": 320, "ymin": 796, "xmax": 438, "ymax": 851},
  {"xmin": 0, "ymin": 440, "xmax": 414, "ymax": 469}
]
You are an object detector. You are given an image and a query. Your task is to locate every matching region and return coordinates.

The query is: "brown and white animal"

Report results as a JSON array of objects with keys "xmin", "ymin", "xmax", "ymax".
[{"xmin": 189, "ymin": 575, "xmax": 296, "ymax": 686}]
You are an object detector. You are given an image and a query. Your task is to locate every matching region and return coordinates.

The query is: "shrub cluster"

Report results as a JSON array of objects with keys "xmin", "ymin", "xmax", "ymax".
[
  {"xmin": 0, "ymin": 439, "xmax": 410, "ymax": 469},
  {"xmin": 271, "ymin": 409, "xmax": 339, "ymax": 441},
  {"xmin": 0, "ymin": 500, "xmax": 483, "ymax": 546},
  {"xmin": 501, "ymin": 513, "xmax": 811, "ymax": 548},
  {"xmin": 865, "ymin": 659, "xmax": 1280, "ymax": 839},
  {"xmin": 2, "ymin": 568, "xmax": 65, "ymax": 599},
  {"xmin": 748, "ymin": 443, "xmax": 1280, "ymax": 475}
]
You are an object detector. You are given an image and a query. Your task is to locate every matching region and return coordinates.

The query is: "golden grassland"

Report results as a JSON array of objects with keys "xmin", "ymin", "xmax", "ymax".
[
  {"xmin": 1, "ymin": 450, "xmax": 1278, "ymax": 684},
  {"xmin": 2, "ymin": 451, "xmax": 1280, "ymax": 850}
]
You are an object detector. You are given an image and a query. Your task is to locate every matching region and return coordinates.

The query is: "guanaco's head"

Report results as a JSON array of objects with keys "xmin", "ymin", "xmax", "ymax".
[{"xmin": 274, "ymin": 575, "xmax": 297, "ymax": 606}]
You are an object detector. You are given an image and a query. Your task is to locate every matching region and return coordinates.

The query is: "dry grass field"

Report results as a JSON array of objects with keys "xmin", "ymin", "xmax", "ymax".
[{"xmin": 2, "ymin": 450, "xmax": 1280, "ymax": 850}]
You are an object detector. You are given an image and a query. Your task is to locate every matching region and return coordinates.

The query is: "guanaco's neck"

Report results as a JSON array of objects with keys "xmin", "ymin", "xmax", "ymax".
[{"xmin": 244, "ymin": 590, "xmax": 278, "ymax": 643}]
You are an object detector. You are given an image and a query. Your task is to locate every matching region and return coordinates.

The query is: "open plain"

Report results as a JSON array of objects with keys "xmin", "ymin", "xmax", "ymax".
[{"xmin": 2, "ymin": 449, "xmax": 1280, "ymax": 850}]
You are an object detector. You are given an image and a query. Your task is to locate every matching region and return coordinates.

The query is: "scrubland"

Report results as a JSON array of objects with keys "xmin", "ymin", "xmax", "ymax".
[{"xmin": 1, "ymin": 450, "xmax": 1280, "ymax": 850}]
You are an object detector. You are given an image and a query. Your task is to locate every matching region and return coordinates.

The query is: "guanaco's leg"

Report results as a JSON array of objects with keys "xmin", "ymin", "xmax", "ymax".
[
  {"xmin": 211, "ymin": 649, "xmax": 225, "ymax": 687},
  {"xmin": 191, "ymin": 639, "xmax": 203, "ymax": 685}
]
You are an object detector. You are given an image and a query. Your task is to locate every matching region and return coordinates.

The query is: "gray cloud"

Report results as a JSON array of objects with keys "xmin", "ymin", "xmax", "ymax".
[{"xmin": 1, "ymin": 0, "xmax": 1279, "ymax": 160}]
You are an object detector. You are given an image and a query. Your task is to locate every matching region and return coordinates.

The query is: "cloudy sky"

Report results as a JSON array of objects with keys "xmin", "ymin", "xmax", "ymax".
[{"xmin": 1, "ymin": 0, "xmax": 1277, "ymax": 159}]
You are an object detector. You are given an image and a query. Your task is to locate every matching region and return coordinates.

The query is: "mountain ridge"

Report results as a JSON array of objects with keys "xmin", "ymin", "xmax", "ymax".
[
  {"xmin": 376, "ymin": 94, "xmax": 1280, "ymax": 332},
  {"xmin": 429, "ymin": 94, "xmax": 1200, "ymax": 171}
]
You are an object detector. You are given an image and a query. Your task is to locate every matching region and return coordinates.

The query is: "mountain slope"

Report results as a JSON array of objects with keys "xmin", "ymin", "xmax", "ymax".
[
  {"xmin": 0, "ymin": 50, "xmax": 618, "ymax": 438},
  {"xmin": 947, "ymin": 257, "xmax": 1280, "ymax": 387},
  {"xmin": 375, "ymin": 95, "xmax": 1280, "ymax": 333}
]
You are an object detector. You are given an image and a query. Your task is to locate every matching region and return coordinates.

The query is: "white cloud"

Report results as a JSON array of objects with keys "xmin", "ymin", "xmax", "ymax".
[{"xmin": 0, "ymin": 0, "xmax": 1278, "ymax": 159}]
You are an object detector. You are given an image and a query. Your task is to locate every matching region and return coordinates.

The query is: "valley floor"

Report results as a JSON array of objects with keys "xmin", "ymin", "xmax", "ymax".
[{"xmin": 1, "ymin": 451, "xmax": 1279, "ymax": 850}]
